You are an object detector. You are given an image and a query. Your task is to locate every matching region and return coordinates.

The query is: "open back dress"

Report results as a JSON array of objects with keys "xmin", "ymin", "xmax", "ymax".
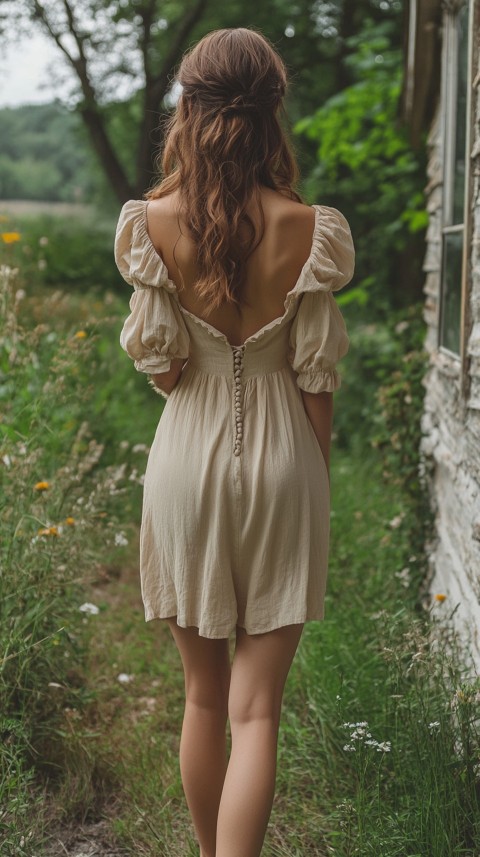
[{"xmin": 114, "ymin": 200, "xmax": 355, "ymax": 638}]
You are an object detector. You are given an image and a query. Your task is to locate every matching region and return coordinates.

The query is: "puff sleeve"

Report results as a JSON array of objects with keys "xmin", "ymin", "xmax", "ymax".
[
  {"xmin": 114, "ymin": 200, "xmax": 190, "ymax": 375},
  {"xmin": 288, "ymin": 206, "xmax": 354, "ymax": 393}
]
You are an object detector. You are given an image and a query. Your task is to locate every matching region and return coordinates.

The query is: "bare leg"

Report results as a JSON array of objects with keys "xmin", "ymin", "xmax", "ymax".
[
  {"xmin": 165, "ymin": 618, "xmax": 231, "ymax": 857},
  {"xmin": 215, "ymin": 623, "xmax": 304, "ymax": 857}
]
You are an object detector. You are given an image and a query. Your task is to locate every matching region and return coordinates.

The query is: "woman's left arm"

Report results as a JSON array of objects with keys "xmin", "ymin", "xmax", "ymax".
[{"xmin": 151, "ymin": 357, "xmax": 189, "ymax": 395}]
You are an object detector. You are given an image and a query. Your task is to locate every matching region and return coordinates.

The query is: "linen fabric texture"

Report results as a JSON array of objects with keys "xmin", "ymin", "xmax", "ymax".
[{"xmin": 115, "ymin": 200, "xmax": 355, "ymax": 638}]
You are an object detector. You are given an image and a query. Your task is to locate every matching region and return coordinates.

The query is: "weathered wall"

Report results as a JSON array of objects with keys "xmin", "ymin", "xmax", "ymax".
[{"xmin": 420, "ymin": 11, "xmax": 480, "ymax": 668}]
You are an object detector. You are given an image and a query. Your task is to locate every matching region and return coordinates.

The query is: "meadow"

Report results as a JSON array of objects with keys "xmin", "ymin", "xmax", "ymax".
[{"xmin": 1, "ymin": 215, "xmax": 479, "ymax": 857}]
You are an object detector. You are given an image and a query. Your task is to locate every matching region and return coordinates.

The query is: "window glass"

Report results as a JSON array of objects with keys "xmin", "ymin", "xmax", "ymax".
[
  {"xmin": 439, "ymin": 1, "xmax": 470, "ymax": 355},
  {"xmin": 452, "ymin": 3, "xmax": 469, "ymax": 225},
  {"xmin": 440, "ymin": 229, "xmax": 463, "ymax": 354}
]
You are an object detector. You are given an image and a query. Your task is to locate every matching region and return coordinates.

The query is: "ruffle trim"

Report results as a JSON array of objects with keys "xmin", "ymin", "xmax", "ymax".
[
  {"xmin": 133, "ymin": 355, "xmax": 172, "ymax": 374},
  {"xmin": 296, "ymin": 366, "xmax": 341, "ymax": 393}
]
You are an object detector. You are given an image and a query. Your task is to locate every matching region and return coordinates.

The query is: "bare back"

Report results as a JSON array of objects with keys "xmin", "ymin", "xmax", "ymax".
[{"xmin": 145, "ymin": 187, "xmax": 316, "ymax": 348}]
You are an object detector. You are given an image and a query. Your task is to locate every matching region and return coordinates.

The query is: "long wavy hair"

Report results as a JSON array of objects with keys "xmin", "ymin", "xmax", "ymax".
[{"xmin": 145, "ymin": 27, "xmax": 302, "ymax": 315}]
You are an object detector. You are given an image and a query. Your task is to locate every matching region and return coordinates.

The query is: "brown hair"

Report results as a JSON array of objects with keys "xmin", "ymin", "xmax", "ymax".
[{"xmin": 145, "ymin": 27, "xmax": 302, "ymax": 314}]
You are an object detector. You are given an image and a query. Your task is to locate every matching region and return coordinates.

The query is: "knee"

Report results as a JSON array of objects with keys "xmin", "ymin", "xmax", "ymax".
[
  {"xmin": 228, "ymin": 687, "xmax": 283, "ymax": 728},
  {"xmin": 185, "ymin": 673, "xmax": 230, "ymax": 716}
]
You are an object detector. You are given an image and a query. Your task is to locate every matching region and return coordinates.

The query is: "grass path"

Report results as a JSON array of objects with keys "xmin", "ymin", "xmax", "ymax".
[{"xmin": 38, "ymin": 447, "xmax": 479, "ymax": 857}]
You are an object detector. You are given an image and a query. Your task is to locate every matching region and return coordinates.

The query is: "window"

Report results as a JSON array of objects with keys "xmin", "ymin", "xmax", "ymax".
[{"xmin": 438, "ymin": 0, "xmax": 472, "ymax": 357}]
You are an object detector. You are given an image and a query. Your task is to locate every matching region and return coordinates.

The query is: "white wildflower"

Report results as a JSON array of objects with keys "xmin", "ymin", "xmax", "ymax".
[
  {"xmin": 114, "ymin": 531, "xmax": 129, "ymax": 547},
  {"xmin": 132, "ymin": 443, "xmax": 149, "ymax": 454},
  {"xmin": 395, "ymin": 567, "xmax": 411, "ymax": 588},
  {"xmin": 376, "ymin": 741, "xmax": 391, "ymax": 752},
  {"xmin": 39, "ymin": 236, "xmax": 49, "ymax": 246},
  {"xmin": 343, "ymin": 744, "xmax": 356, "ymax": 752},
  {"xmin": 117, "ymin": 672, "xmax": 134, "ymax": 683},
  {"xmin": 428, "ymin": 721, "xmax": 440, "ymax": 733},
  {"xmin": 79, "ymin": 602, "xmax": 99, "ymax": 615},
  {"xmin": 389, "ymin": 514, "xmax": 404, "ymax": 529}
]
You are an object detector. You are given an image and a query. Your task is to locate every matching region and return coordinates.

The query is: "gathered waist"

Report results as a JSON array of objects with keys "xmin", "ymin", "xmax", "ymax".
[{"xmin": 188, "ymin": 349, "xmax": 290, "ymax": 379}]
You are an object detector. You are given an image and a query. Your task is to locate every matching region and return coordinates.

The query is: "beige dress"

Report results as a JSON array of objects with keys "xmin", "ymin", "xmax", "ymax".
[{"xmin": 114, "ymin": 199, "xmax": 355, "ymax": 638}]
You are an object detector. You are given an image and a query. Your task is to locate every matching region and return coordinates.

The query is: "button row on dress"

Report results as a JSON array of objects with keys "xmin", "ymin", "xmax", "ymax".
[{"xmin": 232, "ymin": 345, "xmax": 245, "ymax": 456}]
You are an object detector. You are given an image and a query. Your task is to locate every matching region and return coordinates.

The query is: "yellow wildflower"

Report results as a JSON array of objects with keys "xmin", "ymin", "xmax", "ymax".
[
  {"xmin": 34, "ymin": 481, "xmax": 50, "ymax": 491},
  {"xmin": 434, "ymin": 593, "xmax": 447, "ymax": 602},
  {"xmin": 37, "ymin": 526, "xmax": 59, "ymax": 537},
  {"xmin": 1, "ymin": 232, "xmax": 21, "ymax": 244},
  {"xmin": 74, "ymin": 330, "xmax": 87, "ymax": 339},
  {"xmin": 65, "ymin": 516, "xmax": 75, "ymax": 526}
]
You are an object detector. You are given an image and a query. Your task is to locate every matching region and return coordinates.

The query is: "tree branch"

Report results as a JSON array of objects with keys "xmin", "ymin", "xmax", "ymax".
[
  {"xmin": 30, "ymin": 0, "xmax": 134, "ymax": 201},
  {"xmin": 134, "ymin": 0, "xmax": 208, "ymax": 195},
  {"xmin": 151, "ymin": 0, "xmax": 208, "ymax": 101}
]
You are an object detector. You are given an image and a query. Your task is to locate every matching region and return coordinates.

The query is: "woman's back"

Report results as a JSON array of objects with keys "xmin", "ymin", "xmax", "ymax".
[{"xmin": 145, "ymin": 187, "xmax": 317, "ymax": 347}]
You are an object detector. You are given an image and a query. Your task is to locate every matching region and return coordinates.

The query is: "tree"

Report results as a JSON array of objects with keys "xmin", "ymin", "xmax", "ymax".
[{"xmin": 0, "ymin": 0, "xmax": 404, "ymax": 204}]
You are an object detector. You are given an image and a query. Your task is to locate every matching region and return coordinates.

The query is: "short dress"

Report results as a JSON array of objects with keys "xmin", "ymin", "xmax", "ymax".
[{"xmin": 114, "ymin": 200, "xmax": 355, "ymax": 638}]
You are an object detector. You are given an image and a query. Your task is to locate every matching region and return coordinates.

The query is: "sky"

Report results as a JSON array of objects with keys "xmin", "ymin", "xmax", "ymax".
[{"xmin": 0, "ymin": 33, "xmax": 72, "ymax": 108}]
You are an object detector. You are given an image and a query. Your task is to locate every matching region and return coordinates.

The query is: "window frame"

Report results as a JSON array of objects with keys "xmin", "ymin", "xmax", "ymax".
[{"xmin": 437, "ymin": 0, "xmax": 475, "ymax": 390}]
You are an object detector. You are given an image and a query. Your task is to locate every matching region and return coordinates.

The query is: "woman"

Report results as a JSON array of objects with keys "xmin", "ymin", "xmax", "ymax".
[{"xmin": 114, "ymin": 26, "xmax": 354, "ymax": 857}]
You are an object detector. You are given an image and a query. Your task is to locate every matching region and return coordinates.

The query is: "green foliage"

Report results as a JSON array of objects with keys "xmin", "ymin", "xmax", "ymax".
[
  {"xmin": 0, "ymin": 103, "xmax": 98, "ymax": 203},
  {"xmin": 0, "ymin": 260, "xmax": 161, "ymax": 850},
  {"xmin": 334, "ymin": 302, "xmax": 427, "ymax": 451},
  {"xmin": 0, "ymin": 209, "xmax": 122, "ymax": 294},
  {"xmin": 295, "ymin": 18, "xmax": 428, "ymax": 313}
]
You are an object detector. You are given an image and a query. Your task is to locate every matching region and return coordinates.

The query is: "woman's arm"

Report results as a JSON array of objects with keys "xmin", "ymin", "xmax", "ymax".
[
  {"xmin": 300, "ymin": 390, "xmax": 333, "ymax": 481},
  {"xmin": 151, "ymin": 357, "xmax": 189, "ymax": 395}
]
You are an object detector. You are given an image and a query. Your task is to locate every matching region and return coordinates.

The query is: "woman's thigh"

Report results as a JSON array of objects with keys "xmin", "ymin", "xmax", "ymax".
[
  {"xmin": 229, "ymin": 623, "xmax": 304, "ymax": 725},
  {"xmin": 165, "ymin": 618, "xmax": 231, "ymax": 709}
]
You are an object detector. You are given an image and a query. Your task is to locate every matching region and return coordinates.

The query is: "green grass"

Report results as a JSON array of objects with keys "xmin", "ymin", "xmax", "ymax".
[
  {"xmin": 28, "ymin": 448, "xmax": 478, "ymax": 857},
  {"xmin": 1, "ymin": 247, "xmax": 479, "ymax": 857}
]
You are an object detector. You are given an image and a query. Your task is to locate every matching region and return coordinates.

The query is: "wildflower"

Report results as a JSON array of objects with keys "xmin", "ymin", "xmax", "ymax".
[
  {"xmin": 117, "ymin": 672, "xmax": 134, "ymax": 683},
  {"xmin": 434, "ymin": 593, "xmax": 447, "ymax": 602},
  {"xmin": 115, "ymin": 531, "xmax": 129, "ymax": 547},
  {"xmin": 65, "ymin": 516, "xmax": 75, "ymax": 525},
  {"xmin": 376, "ymin": 741, "xmax": 391, "ymax": 752},
  {"xmin": 15, "ymin": 288, "xmax": 26, "ymax": 301},
  {"xmin": 37, "ymin": 526, "xmax": 59, "ymax": 537},
  {"xmin": 389, "ymin": 513, "xmax": 404, "ymax": 529},
  {"xmin": 39, "ymin": 236, "xmax": 49, "ymax": 246},
  {"xmin": 428, "ymin": 721, "xmax": 440, "ymax": 733},
  {"xmin": 74, "ymin": 330, "xmax": 87, "ymax": 339},
  {"xmin": 343, "ymin": 744, "xmax": 356, "ymax": 752},
  {"xmin": 395, "ymin": 567, "xmax": 411, "ymax": 588},
  {"xmin": 79, "ymin": 602, "xmax": 99, "ymax": 615},
  {"xmin": 1, "ymin": 232, "xmax": 21, "ymax": 243},
  {"xmin": 34, "ymin": 480, "xmax": 50, "ymax": 491},
  {"xmin": 132, "ymin": 443, "xmax": 149, "ymax": 454}
]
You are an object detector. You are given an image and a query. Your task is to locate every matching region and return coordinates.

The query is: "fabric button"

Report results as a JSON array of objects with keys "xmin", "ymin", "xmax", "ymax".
[{"xmin": 232, "ymin": 346, "xmax": 245, "ymax": 455}]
